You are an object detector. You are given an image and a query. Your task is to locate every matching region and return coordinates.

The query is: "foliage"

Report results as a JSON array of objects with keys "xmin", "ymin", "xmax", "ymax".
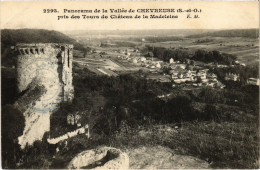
[
  {"xmin": 143, "ymin": 36, "xmax": 183, "ymax": 42},
  {"xmin": 210, "ymin": 65, "xmax": 259, "ymax": 85},
  {"xmin": 4, "ymin": 63, "xmax": 258, "ymax": 169},
  {"xmin": 146, "ymin": 46, "xmax": 190, "ymax": 62},
  {"xmin": 1, "ymin": 105, "xmax": 25, "ymax": 168},
  {"xmin": 194, "ymin": 38, "xmax": 213, "ymax": 44},
  {"xmin": 1, "ymin": 68, "xmax": 18, "ymax": 105},
  {"xmin": 115, "ymin": 41, "xmax": 136, "ymax": 48},
  {"xmin": 192, "ymin": 50, "xmax": 237, "ymax": 65},
  {"xmin": 52, "ymin": 66, "xmax": 259, "ymax": 138},
  {"xmin": 144, "ymin": 46, "xmax": 237, "ymax": 65}
]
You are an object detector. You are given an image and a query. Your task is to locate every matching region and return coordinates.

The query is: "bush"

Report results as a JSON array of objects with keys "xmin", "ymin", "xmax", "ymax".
[{"xmin": 2, "ymin": 105, "xmax": 25, "ymax": 168}]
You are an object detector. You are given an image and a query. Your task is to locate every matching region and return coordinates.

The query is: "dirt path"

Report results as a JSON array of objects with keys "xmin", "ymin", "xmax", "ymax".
[{"xmin": 127, "ymin": 146, "xmax": 209, "ymax": 169}]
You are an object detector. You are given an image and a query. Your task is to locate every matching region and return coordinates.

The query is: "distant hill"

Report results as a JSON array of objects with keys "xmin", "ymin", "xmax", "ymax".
[
  {"xmin": 187, "ymin": 29, "xmax": 259, "ymax": 38},
  {"xmin": 64, "ymin": 29, "xmax": 215, "ymax": 37},
  {"xmin": 1, "ymin": 29, "xmax": 85, "ymax": 51},
  {"xmin": 1, "ymin": 29, "xmax": 86, "ymax": 67}
]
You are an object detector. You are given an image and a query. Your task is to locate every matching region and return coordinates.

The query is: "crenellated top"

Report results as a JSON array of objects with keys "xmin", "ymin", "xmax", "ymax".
[{"xmin": 15, "ymin": 43, "xmax": 74, "ymax": 55}]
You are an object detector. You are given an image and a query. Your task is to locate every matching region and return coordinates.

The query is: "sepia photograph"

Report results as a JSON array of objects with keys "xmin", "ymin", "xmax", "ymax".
[{"xmin": 0, "ymin": 1, "xmax": 259, "ymax": 169}]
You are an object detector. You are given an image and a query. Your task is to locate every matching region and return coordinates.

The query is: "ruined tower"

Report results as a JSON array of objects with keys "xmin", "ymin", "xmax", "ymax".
[{"xmin": 15, "ymin": 43, "xmax": 74, "ymax": 148}]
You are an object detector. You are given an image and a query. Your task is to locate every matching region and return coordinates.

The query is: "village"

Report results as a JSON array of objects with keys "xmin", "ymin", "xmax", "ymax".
[
  {"xmin": 81, "ymin": 45, "xmax": 259, "ymax": 89},
  {"xmin": 75, "ymin": 44, "xmax": 260, "ymax": 89},
  {"xmin": 115, "ymin": 49, "xmax": 226, "ymax": 88}
]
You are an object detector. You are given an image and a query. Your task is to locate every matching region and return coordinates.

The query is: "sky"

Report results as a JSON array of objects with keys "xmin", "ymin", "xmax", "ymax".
[{"xmin": 1, "ymin": 1, "xmax": 259, "ymax": 31}]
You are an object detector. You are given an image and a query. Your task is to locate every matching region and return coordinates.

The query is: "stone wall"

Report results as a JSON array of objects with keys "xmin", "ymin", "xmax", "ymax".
[
  {"xmin": 15, "ymin": 43, "xmax": 74, "ymax": 148},
  {"xmin": 47, "ymin": 124, "xmax": 89, "ymax": 145}
]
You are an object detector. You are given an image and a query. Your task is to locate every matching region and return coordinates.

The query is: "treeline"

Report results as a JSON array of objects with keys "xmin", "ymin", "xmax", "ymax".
[
  {"xmin": 143, "ymin": 36, "xmax": 183, "ymax": 42},
  {"xmin": 145, "ymin": 46, "xmax": 190, "ymax": 62},
  {"xmin": 187, "ymin": 29, "xmax": 259, "ymax": 38},
  {"xmin": 192, "ymin": 50, "xmax": 237, "ymax": 65},
  {"xmin": 194, "ymin": 38, "xmax": 213, "ymax": 44},
  {"xmin": 115, "ymin": 41, "xmax": 136, "ymax": 48},
  {"xmin": 144, "ymin": 46, "xmax": 237, "ymax": 65}
]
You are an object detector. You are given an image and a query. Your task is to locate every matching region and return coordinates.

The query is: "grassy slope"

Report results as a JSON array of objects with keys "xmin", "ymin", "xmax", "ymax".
[{"xmin": 49, "ymin": 111, "xmax": 258, "ymax": 169}]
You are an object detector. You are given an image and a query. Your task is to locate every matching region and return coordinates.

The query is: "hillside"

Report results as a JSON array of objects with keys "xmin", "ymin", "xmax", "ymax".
[
  {"xmin": 1, "ymin": 29, "xmax": 86, "ymax": 66},
  {"xmin": 187, "ymin": 29, "xmax": 259, "ymax": 38},
  {"xmin": 1, "ymin": 29, "xmax": 85, "ymax": 50}
]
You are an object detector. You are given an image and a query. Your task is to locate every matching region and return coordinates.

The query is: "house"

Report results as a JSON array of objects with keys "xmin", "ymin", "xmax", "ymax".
[
  {"xmin": 185, "ymin": 59, "xmax": 191, "ymax": 64},
  {"xmin": 199, "ymin": 73, "xmax": 207, "ymax": 80},
  {"xmin": 208, "ymin": 82, "xmax": 215, "ymax": 87},
  {"xmin": 169, "ymin": 70, "xmax": 175, "ymax": 75},
  {"xmin": 132, "ymin": 58, "xmax": 138, "ymax": 64},
  {"xmin": 178, "ymin": 73, "xmax": 184, "ymax": 79},
  {"xmin": 174, "ymin": 79, "xmax": 182, "ymax": 84},
  {"xmin": 247, "ymin": 78, "xmax": 260, "ymax": 86},
  {"xmin": 178, "ymin": 64, "xmax": 186, "ymax": 69},
  {"xmin": 207, "ymin": 73, "xmax": 217, "ymax": 81},
  {"xmin": 169, "ymin": 58, "xmax": 175, "ymax": 64},
  {"xmin": 190, "ymin": 71, "xmax": 196, "ymax": 76},
  {"xmin": 186, "ymin": 70, "xmax": 192, "ymax": 78},
  {"xmin": 225, "ymin": 73, "xmax": 240, "ymax": 81},
  {"xmin": 234, "ymin": 60, "xmax": 240, "ymax": 65},
  {"xmin": 140, "ymin": 57, "xmax": 146, "ymax": 62},
  {"xmin": 156, "ymin": 62, "xmax": 161, "ymax": 68},
  {"xmin": 170, "ymin": 65, "xmax": 177, "ymax": 70},
  {"xmin": 217, "ymin": 65, "xmax": 228, "ymax": 68},
  {"xmin": 201, "ymin": 79, "xmax": 208, "ymax": 83},
  {"xmin": 189, "ymin": 76, "xmax": 196, "ymax": 82}
]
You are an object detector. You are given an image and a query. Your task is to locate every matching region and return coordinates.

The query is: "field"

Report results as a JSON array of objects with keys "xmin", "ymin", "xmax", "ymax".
[
  {"xmin": 143, "ymin": 37, "xmax": 259, "ymax": 66},
  {"xmin": 73, "ymin": 33, "xmax": 259, "ymax": 66}
]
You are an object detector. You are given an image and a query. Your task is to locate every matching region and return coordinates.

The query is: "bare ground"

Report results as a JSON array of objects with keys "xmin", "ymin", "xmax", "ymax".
[{"xmin": 127, "ymin": 145, "xmax": 209, "ymax": 169}]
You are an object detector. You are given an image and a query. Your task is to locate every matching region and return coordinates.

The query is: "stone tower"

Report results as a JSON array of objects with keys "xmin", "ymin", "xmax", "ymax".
[{"xmin": 15, "ymin": 43, "xmax": 74, "ymax": 148}]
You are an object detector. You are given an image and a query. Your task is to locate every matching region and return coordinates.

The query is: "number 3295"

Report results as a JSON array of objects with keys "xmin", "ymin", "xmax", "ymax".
[{"xmin": 43, "ymin": 9, "xmax": 58, "ymax": 13}]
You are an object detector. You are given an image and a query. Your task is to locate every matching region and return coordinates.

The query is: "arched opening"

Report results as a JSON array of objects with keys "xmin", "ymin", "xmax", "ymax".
[{"xmin": 25, "ymin": 49, "xmax": 29, "ymax": 55}]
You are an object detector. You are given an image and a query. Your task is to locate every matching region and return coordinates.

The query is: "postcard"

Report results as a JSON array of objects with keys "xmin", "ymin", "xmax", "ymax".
[{"xmin": 1, "ymin": 1, "xmax": 259, "ymax": 169}]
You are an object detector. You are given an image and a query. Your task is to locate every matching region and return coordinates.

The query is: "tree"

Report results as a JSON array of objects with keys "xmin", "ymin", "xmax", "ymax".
[
  {"xmin": 204, "ymin": 104, "xmax": 220, "ymax": 121},
  {"xmin": 2, "ymin": 105, "xmax": 25, "ymax": 168},
  {"xmin": 196, "ymin": 76, "xmax": 202, "ymax": 84},
  {"xmin": 162, "ymin": 66, "xmax": 171, "ymax": 74}
]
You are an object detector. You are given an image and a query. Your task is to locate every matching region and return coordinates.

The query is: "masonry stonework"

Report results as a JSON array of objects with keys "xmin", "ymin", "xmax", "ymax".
[{"xmin": 15, "ymin": 43, "xmax": 74, "ymax": 148}]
